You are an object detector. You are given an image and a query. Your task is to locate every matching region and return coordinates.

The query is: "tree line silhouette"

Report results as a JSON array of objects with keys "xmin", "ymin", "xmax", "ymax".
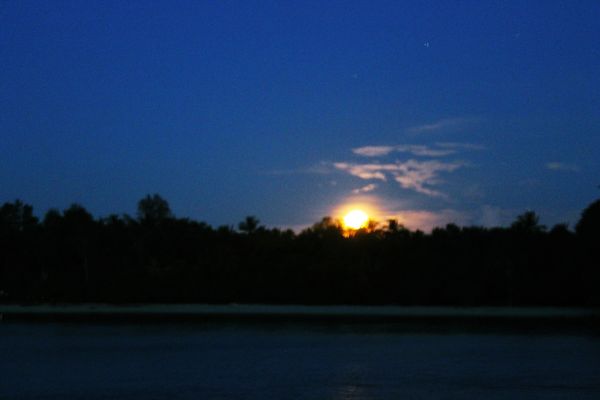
[{"xmin": 0, "ymin": 194, "xmax": 598, "ymax": 306}]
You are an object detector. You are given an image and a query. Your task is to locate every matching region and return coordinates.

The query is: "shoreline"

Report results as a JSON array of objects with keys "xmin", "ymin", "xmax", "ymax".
[{"xmin": 2, "ymin": 304, "xmax": 600, "ymax": 324}]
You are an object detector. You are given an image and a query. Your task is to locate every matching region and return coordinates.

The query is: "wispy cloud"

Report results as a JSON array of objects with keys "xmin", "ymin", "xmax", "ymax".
[
  {"xmin": 546, "ymin": 162, "xmax": 579, "ymax": 172},
  {"xmin": 395, "ymin": 145, "xmax": 455, "ymax": 157},
  {"xmin": 352, "ymin": 146, "xmax": 395, "ymax": 157},
  {"xmin": 328, "ymin": 139, "xmax": 482, "ymax": 200},
  {"xmin": 334, "ymin": 159, "xmax": 465, "ymax": 197},
  {"xmin": 406, "ymin": 117, "xmax": 472, "ymax": 134},
  {"xmin": 353, "ymin": 144, "xmax": 453, "ymax": 158},
  {"xmin": 333, "ymin": 162, "xmax": 388, "ymax": 181},
  {"xmin": 392, "ymin": 160, "xmax": 464, "ymax": 197},
  {"xmin": 352, "ymin": 143, "xmax": 482, "ymax": 158},
  {"xmin": 436, "ymin": 142, "xmax": 485, "ymax": 150},
  {"xmin": 352, "ymin": 183, "xmax": 377, "ymax": 194}
]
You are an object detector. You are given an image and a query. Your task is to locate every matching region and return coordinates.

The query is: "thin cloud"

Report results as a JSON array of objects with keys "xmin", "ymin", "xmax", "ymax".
[
  {"xmin": 546, "ymin": 162, "xmax": 579, "ymax": 172},
  {"xmin": 396, "ymin": 145, "xmax": 455, "ymax": 157},
  {"xmin": 436, "ymin": 142, "xmax": 485, "ymax": 150},
  {"xmin": 333, "ymin": 162, "xmax": 388, "ymax": 181},
  {"xmin": 392, "ymin": 160, "xmax": 463, "ymax": 197},
  {"xmin": 334, "ymin": 159, "xmax": 465, "ymax": 197},
  {"xmin": 352, "ymin": 144, "xmax": 453, "ymax": 157},
  {"xmin": 352, "ymin": 143, "xmax": 482, "ymax": 158},
  {"xmin": 352, "ymin": 183, "xmax": 377, "ymax": 194},
  {"xmin": 406, "ymin": 117, "xmax": 472, "ymax": 134},
  {"xmin": 352, "ymin": 146, "xmax": 395, "ymax": 157}
]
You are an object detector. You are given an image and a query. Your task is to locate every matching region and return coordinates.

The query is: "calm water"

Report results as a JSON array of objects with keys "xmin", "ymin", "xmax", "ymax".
[{"xmin": 2, "ymin": 321, "xmax": 600, "ymax": 399}]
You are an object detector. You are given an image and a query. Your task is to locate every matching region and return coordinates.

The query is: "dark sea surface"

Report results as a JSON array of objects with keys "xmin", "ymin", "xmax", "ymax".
[{"xmin": 2, "ymin": 319, "xmax": 600, "ymax": 400}]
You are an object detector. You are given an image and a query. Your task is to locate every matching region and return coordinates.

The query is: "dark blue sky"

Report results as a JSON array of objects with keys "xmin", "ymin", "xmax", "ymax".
[{"xmin": 2, "ymin": 1, "xmax": 599, "ymax": 230}]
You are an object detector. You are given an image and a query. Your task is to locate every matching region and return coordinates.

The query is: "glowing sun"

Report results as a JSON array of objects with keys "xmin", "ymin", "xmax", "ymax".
[{"xmin": 343, "ymin": 209, "xmax": 369, "ymax": 230}]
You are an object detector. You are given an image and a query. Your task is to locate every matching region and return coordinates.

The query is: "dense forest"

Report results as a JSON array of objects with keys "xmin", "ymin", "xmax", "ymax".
[{"xmin": 1, "ymin": 195, "xmax": 599, "ymax": 306}]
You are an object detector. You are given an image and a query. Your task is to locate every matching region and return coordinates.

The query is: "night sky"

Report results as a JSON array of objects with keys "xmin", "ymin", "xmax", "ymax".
[{"xmin": 2, "ymin": 1, "xmax": 599, "ymax": 231}]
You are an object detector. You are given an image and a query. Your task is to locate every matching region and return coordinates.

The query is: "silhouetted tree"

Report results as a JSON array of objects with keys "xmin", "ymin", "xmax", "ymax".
[
  {"xmin": 575, "ymin": 199, "xmax": 600, "ymax": 240},
  {"xmin": 137, "ymin": 194, "xmax": 173, "ymax": 224},
  {"xmin": 42, "ymin": 209, "xmax": 62, "ymax": 229},
  {"xmin": 63, "ymin": 204, "xmax": 95, "ymax": 232},
  {"xmin": 1, "ymin": 197, "xmax": 599, "ymax": 306},
  {"xmin": 386, "ymin": 219, "xmax": 400, "ymax": 233},
  {"xmin": 238, "ymin": 216, "xmax": 260, "ymax": 234},
  {"xmin": 0, "ymin": 200, "xmax": 38, "ymax": 232},
  {"xmin": 574, "ymin": 199, "xmax": 600, "ymax": 305},
  {"xmin": 510, "ymin": 211, "xmax": 545, "ymax": 233},
  {"xmin": 549, "ymin": 223, "xmax": 570, "ymax": 236},
  {"xmin": 302, "ymin": 217, "xmax": 343, "ymax": 239},
  {"xmin": 0, "ymin": 200, "xmax": 39, "ymax": 302}
]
